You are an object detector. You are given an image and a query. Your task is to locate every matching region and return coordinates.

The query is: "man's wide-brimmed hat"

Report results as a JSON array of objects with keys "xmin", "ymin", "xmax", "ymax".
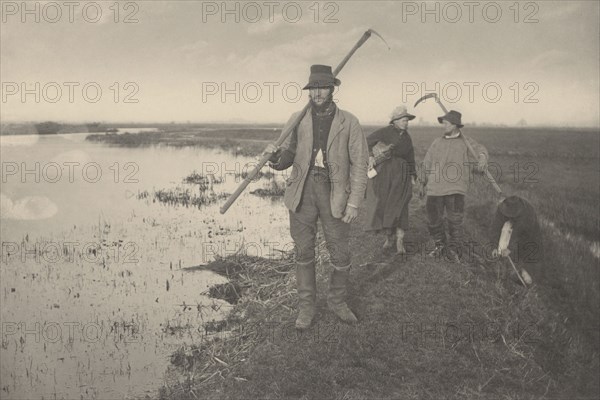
[
  {"xmin": 438, "ymin": 110, "xmax": 464, "ymax": 128},
  {"xmin": 302, "ymin": 65, "xmax": 341, "ymax": 90},
  {"xmin": 498, "ymin": 196, "xmax": 526, "ymax": 219},
  {"xmin": 389, "ymin": 105, "xmax": 416, "ymax": 124}
]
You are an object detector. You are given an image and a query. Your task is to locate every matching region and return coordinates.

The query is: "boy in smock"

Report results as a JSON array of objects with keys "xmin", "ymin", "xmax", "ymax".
[{"xmin": 420, "ymin": 110, "xmax": 488, "ymax": 261}]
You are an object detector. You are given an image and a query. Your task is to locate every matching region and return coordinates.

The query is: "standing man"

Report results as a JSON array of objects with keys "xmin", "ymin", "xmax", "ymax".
[
  {"xmin": 265, "ymin": 65, "xmax": 368, "ymax": 330},
  {"xmin": 420, "ymin": 110, "xmax": 488, "ymax": 261}
]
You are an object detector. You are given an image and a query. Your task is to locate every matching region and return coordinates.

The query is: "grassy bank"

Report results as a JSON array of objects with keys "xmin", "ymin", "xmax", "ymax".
[
  {"xmin": 86, "ymin": 129, "xmax": 281, "ymax": 156},
  {"xmin": 159, "ymin": 197, "xmax": 598, "ymax": 399},
  {"xmin": 86, "ymin": 126, "xmax": 599, "ymax": 398}
]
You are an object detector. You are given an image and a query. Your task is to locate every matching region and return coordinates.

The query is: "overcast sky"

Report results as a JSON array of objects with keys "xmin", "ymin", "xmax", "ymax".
[{"xmin": 1, "ymin": 0, "xmax": 599, "ymax": 127}]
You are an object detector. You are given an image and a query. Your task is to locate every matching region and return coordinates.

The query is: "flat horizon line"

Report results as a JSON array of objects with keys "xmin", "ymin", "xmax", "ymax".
[{"xmin": 1, "ymin": 120, "xmax": 599, "ymax": 131}]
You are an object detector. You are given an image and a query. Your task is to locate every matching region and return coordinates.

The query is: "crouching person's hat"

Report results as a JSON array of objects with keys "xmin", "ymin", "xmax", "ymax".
[
  {"xmin": 498, "ymin": 196, "xmax": 527, "ymax": 219},
  {"xmin": 438, "ymin": 110, "xmax": 464, "ymax": 128},
  {"xmin": 302, "ymin": 65, "xmax": 341, "ymax": 90}
]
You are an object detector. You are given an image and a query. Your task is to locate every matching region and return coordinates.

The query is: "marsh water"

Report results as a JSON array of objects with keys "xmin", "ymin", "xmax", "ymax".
[{"xmin": 0, "ymin": 132, "xmax": 291, "ymax": 399}]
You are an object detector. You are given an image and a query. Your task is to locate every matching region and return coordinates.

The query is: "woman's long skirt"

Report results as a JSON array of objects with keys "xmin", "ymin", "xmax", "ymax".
[{"xmin": 364, "ymin": 157, "xmax": 412, "ymax": 232}]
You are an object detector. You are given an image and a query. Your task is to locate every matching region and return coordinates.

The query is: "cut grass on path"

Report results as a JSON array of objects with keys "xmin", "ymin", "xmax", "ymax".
[{"xmin": 160, "ymin": 195, "xmax": 599, "ymax": 400}]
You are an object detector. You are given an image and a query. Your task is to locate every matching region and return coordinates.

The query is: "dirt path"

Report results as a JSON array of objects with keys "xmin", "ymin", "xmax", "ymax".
[{"xmin": 160, "ymin": 190, "xmax": 598, "ymax": 399}]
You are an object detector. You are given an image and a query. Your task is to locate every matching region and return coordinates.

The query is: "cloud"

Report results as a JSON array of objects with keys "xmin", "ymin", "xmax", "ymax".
[
  {"xmin": 33, "ymin": 1, "xmax": 118, "ymax": 25},
  {"xmin": 247, "ymin": 17, "xmax": 288, "ymax": 35},
  {"xmin": 1, "ymin": 193, "xmax": 58, "ymax": 220},
  {"xmin": 383, "ymin": 37, "xmax": 404, "ymax": 51},
  {"xmin": 247, "ymin": 16, "xmax": 313, "ymax": 35},
  {"xmin": 540, "ymin": 2, "xmax": 583, "ymax": 20},
  {"xmin": 236, "ymin": 27, "xmax": 366, "ymax": 73},
  {"xmin": 173, "ymin": 40, "xmax": 211, "ymax": 62},
  {"xmin": 526, "ymin": 49, "xmax": 571, "ymax": 71},
  {"xmin": 438, "ymin": 61, "xmax": 459, "ymax": 76}
]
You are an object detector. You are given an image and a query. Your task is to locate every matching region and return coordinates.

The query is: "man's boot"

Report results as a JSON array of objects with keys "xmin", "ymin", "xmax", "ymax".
[
  {"xmin": 427, "ymin": 221, "xmax": 447, "ymax": 259},
  {"xmin": 383, "ymin": 229, "xmax": 396, "ymax": 251},
  {"xmin": 428, "ymin": 240, "xmax": 445, "ymax": 258},
  {"xmin": 295, "ymin": 260, "xmax": 316, "ymax": 330},
  {"xmin": 396, "ymin": 228, "xmax": 406, "ymax": 254},
  {"xmin": 327, "ymin": 268, "xmax": 358, "ymax": 323}
]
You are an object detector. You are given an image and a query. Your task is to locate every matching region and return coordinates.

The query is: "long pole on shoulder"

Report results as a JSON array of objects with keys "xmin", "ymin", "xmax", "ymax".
[
  {"xmin": 220, "ymin": 29, "xmax": 389, "ymax": 214},
  {"xmin": 414, "ymin": 93, "xmax": 503, "ymax": 196}
]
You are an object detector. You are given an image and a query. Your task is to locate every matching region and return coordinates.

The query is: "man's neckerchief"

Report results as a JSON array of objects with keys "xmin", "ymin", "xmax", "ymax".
[
  {"xmin": 310, "ymin": 97, "xmax": 336, "ymax": 171},
  {"xmin": 444, "ymin": 129, "xmax": 461, "ymax": 139}
]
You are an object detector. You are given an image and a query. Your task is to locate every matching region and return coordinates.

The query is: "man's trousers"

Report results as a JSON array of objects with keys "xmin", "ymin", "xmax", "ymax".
[
  {"xmin": 425, "ymin": 194, "xmax": 465, "ymax": 248},
  {"xmin": 289, "ymin": 169, "xmax": 351, "ymax": 271}
]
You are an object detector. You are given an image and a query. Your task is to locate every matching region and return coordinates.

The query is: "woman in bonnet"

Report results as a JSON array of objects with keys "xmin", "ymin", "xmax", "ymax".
[{"xmin": 364, "ymin": 105, "xmax": 417, "ymax": 254}]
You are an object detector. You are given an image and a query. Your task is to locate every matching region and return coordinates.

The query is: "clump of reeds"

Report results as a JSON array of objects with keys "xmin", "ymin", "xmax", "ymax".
[
  {"xmin": 160, "ymin": 253, "xmax": 295, "ymax": 400},
  {"xmin": 137, "ymin": 186, "xmax": 228, "ymax": 209},
  {"xmin": 209, "ymin": 282, "xmax": 243, "ymax": 304},
  {"xmin": 249, "ymin": 180, "xmax": 285, "ymax": 197},
  {"xmin": 201, "ymin": 255, "xmax": 295, "ymax": 305},
  {"xmin": 238, "ymin": 170, "xmax": 275, "ymax": 181},
  {"xmin": 183, "ymin": 171, "xmax": 224, "ymax": 191}
]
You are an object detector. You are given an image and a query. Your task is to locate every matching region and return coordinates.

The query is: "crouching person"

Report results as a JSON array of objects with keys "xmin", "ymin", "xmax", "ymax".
[
  {"xmin": 265, "ymin": 65, "xmax": 368, "ymax": 329},
  {"xmin": 490, "ymin": 196, "xmax": 543, "ymax": 285}
]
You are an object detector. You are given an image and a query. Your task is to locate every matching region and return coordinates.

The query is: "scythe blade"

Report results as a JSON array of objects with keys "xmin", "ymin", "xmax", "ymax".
[{"xmin": 413, "ymin": 93, "xmax": 439, "ymax": 109}]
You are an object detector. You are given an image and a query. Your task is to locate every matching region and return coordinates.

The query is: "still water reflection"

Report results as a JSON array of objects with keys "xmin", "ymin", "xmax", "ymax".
[{"xmin": 1, "ymin": 133, "xmax": 291, "ymax": 399}]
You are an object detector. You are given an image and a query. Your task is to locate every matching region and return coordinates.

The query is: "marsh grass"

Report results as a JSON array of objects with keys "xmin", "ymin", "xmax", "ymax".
[
  {"xmin": 239, "ymin": 169, "xmax": 275, "ymax": 181},
  {"xmin": 412, "ymin": 126, "xmax": 599, "ymax": 352},
  {"xmin": 137, "ymin": 171, "xmax": 231, "ymax": 209},
  {"xmin": 137, "ymin": 187, "xmax": 229, "ymax": 209},
  {"xmin": 87, "ymin": 131, "xmax": 274, "ymax": 156},
  {"xmin": 160, "ymin": 198, "xmax": 599, "ymax": 399},
  {"xmin": 90, "ymin": 126, "xmax": 598, "ymax": 399},
  {"xmin": 183, "ymin": 171, "xmax": 224, "ymax": 188},
  {"xmin": 160, "ymin": 255, "xmax": 296, "ymax": 399},
  {"xmin": 249, "ymin": 180, "xmax": 285, "ymax": 197}
]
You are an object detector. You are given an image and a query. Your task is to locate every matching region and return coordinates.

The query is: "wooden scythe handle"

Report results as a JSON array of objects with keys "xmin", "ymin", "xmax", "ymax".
[
  {"xmin": 460, "ymin": 132, "xmax": 504, "ymax": 195},
  {"xmin": 220, "ymin": 29, "xmax": 382, "ymax": 214},
  {"xmin": 433, "ymin": 94, "xmax": 504, "ymax": 196}
]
